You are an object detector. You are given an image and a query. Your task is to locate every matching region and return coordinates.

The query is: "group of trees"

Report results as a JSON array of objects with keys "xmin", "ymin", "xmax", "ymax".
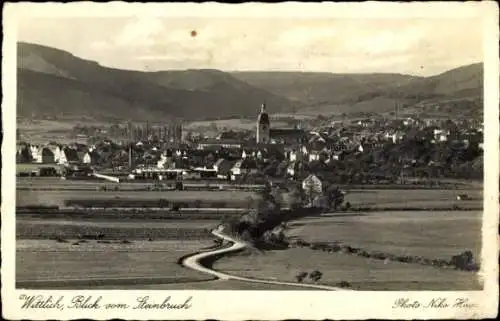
[{"xmin": 225, "ymin": 179, "xmax": 346, "ymax": 250}]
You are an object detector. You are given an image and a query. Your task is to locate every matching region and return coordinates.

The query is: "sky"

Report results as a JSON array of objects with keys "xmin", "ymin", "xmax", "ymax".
[{"xmin": 17, "ymin": 16, "xmax": 483, "ymax": 76}]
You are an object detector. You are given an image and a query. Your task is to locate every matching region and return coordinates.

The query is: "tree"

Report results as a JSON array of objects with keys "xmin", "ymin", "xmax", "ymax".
[
  {"xmin": 286, "ymin": 185, "xmax": 305, "ymax": 210},
  {"xmin": 326, "ymin": 185, "xmax": 344, "ymax": 210}
]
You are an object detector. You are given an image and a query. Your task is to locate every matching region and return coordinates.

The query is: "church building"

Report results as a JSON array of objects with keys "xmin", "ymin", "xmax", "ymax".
[{"xmin": 256, "ymin": 102, "xmax": 308, "ymax": 146}]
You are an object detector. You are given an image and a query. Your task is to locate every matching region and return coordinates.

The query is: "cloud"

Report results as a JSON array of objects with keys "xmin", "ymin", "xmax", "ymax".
[
  {"xmin": 17, "ymin": 17, "xmax": 483, "ymax": 76},
  {"xmin": 277, "ymin": 26, "xmax": 338, "ymax": 48},
  {"xmin": 115, "ymin": 17, "xmax": 165, "ymax": 47}
]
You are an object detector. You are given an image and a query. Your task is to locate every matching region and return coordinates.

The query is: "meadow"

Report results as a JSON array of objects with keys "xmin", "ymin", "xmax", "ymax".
[
  {"xmin": 287, "ymin": 211, "xmax": 482, "ymax": 260},
  {"xmin": 16, "ymin": 239, "xmax": 215, "ymax": 289},
  {"xmin": 344, "ymin": 188, "xmax": 482, "ymax": 210},
  {"xmin": 213, "ymin": 197, "xmax": 482, "ymax": 291},
  {"xmin": 214, "ymin": 247, "xmax": 481, "ymax": 291},
  {"xmin": 16, "ymin": 218, "xmax": 219, "ymax": 240}
]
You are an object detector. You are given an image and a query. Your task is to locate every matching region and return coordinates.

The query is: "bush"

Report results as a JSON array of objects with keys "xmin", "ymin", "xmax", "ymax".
[
  {"xmin": 338, "ymin": 281, "xmax": 351, "ymax": 288},
  {"xmin": 54, "ymin": 236, "xmax": 68, "ymax": 243},
  {"xmin": 450, "ymin": 250, "xmax": 476, "ymax": 271},
  {"xmin": 309, "ymin": 270, "xmax": 323, "ymax": 282},
  {"xmin": 296, "ymin": 271, "xmax": 308, "ymax": 283}
]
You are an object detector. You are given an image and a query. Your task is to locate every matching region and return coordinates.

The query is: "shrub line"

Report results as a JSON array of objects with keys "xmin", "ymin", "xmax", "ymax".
[{"xmin": 292, "ymin": 238, "xmax": 479, "ymax": 273}]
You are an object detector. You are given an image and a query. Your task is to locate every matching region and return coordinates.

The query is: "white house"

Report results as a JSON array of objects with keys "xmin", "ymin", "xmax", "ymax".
[
  {"xmin": 308, "ymin": 152, "xmax": 320, "ymax": 162},
  {"xmin": 302, "ymin": 174, "xmax": 323, "ymax": 204},
  {"xmin": 83, "ymin": 151, "xmax": 100, "ymax": 165},
  {"xmin": 30, "ymin": 145, "xmax": 39, "ymax": 159},
  {"xmin": 433, "ymin": 129, "xmax": 450, "ymax": 142}
]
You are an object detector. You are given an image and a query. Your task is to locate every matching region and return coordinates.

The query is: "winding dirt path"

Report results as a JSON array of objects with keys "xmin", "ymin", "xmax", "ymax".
[{"xmin": 181, "ymin": 228, "xmax": 350, "ymax": 291}]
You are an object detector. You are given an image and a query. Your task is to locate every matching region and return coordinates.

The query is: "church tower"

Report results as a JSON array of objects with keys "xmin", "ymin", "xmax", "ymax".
[{"xmin": 256, "ymin": 103, "xmax": 270, "ymax": 144}]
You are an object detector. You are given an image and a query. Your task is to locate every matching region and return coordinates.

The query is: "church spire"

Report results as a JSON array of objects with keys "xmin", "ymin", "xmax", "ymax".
[{"xmin": 256, "ymin": 101, "xmax": 270, "ymax": 144}]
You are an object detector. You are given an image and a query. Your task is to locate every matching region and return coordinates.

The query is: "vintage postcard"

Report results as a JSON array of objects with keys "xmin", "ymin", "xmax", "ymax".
[{"xmin": 2, "ymin": 1, "xmax": 499, "ymax": 320}]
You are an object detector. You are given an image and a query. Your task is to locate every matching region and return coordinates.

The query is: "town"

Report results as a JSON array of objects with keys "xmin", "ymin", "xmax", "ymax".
[{"xmin": 17, "ymin": 103, "xmax": 484, "ymax": 186}]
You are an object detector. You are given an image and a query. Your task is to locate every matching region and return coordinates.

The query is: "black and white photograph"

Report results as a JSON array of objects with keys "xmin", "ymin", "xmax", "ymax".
[{"xmin": 2, "ymin": 2, "xmax": 499, "ymax": 320}]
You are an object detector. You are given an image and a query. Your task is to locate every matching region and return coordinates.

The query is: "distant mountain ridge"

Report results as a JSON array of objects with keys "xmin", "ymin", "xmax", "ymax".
[
  {"xmin": 17, "ymin": 42, "xmax": 483, "ymax": 121},
  {"xmin": 232, "ymin": 63, "xmax": 483, "ymax": 108},
  {"xmin": 17, "ymin": 42, "xmax": 298, "ymax": 121}
]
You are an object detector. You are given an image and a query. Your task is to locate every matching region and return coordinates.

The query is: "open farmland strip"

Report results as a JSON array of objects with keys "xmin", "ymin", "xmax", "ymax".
[{"xmin": 16, "ymin": 222, "xmax": 214, "ymax": 240}]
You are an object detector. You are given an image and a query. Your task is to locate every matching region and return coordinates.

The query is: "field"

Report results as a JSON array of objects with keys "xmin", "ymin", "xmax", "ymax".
[
  {"xmin": 214, "ymin": 209, "xmax": 482, "ymax": 290},
  {"xmin": 17, "ymin": 218, "xmax": 220, "ymax": 240},
  {"xmin": 287, "ymin": 211, "xmax": 482, "ymax": 260},
  {"xmin": 17, "ymin": 119, "xmax": 91, "ymax": 145},
  {"xmin": 213, "ymin": 204, "xmax": 482, "ymax": 291},
  {"xmin": 214, "ymin": 247, "xmax": 481, "ymax": 291},
  {"xmin": 15, "ymin": 181, "xmax": 260, "ymax": 289},
  {"xmin": 16, "ymin": 189, "xmax": 255, "ymax": 207},
  {"xmin": 16, "ymin": 164, "xmax": 64, "ymax": 173},
  {"xmin": 344, "ymin": 188, "xmax": 482, "ymax": 210},
  {"xmin": 14, "ymin": 180, "xmax": 483, "ymax": 290},
  {"xmin": 57, "ymin": 279, "xmax": 313, "ymax": 290},
  {"xmin": 16, "ymin": 177, "xmax": 263, "ymax": 192},
  {"xmin": 17, "ymin": 239, "xmax": 215, "ymax": 289}
]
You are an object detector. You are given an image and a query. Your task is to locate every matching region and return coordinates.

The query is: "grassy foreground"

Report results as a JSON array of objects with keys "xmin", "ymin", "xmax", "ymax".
[
  {"xmin": 16, "ymin": 240, "xmax": 214, "ymax": 289},
  {"xmin": 288, "ymin": 211, "xmax": 482, "ymax": 260},
  {"xmin": 214, "ymin": 210, "xmax": 482, "ymax": 291},
  {"xmin": 214, "ymin": 247, "xmax": 481, "ymax": 291}
]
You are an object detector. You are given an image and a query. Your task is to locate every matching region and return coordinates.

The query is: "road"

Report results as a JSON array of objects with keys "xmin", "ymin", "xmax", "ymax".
[{"xmin": 181, "ymin": 228, "xmax": 350, "ymax": 291}]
